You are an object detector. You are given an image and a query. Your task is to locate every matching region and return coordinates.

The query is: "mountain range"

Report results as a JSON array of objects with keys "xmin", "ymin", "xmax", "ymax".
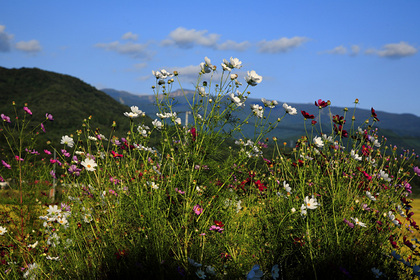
[
  {"xmin": 102, "ymin": 88, "xmax": 420, "ymax": 151},
  {"xmin": 0, "ymin": 65, "xmax": 418, "ymax": 152}
]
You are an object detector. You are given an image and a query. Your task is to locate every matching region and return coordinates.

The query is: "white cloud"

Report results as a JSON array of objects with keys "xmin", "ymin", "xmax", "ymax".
[
  {"xmin": 95, "ymin": 41, "xmax": 153, "ymax": 59},
  {"xmin": 15, "ymin": 39, "xmax": 42, "ymax": 53},
  {"xmin": 0, "ymin": 25, "xmax": 14, "ymax": 52},
  {"xmin": 350, "ymin": 45, "xmax": 360, "ymax": 56},
  {"xmin": 257, "ymin": 36, "xmax": 309, "ymax": 53},
  {"xmin": 122, "ymin": 32, "xmax": 138, "ymax": 41},
  {"xmin": 162, "ymin": 27, "xmax": 220, "ymax": 49},
  {"xmin": 161, "ymin": 27, "xmax": 250, "ymax": 51},
  {"xmin": 377, "ymin": 42, "xmax": 417, "ymax": 58},
  {"xmin": 365, "ymin": 42, "xmax": 417, "ymax": 58},
  {"xmin": 323, "ymin": 45, "xmax": 347, "ymax": 55},
  {"xmin": 216, "ymin": 40, "xmax": 251, "ymax": 51}
]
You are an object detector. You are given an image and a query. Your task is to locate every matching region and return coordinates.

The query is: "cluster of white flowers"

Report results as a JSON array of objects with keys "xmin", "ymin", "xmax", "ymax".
[
  {"xmin": 235, "ymin": 139, "xmax": 263, "ymax": 157},
  {"xmin": 137, "ymin": 124, "xmax": 150, "ymax": 137},
  {"xmin": 261, "ymin": 98, "xmax": 278, "ymax": 109},
  {"xmin": 366, "ymin": 191, "xmax": 377, "ymax": 201},
  {"xmin": 350, "ymin": 149, "xmax": 362, "ymax": 161},
  {"xmin": 378, "ymin": 170, "xmax": 392, "ymax": 182},
  {"xmin": 224, "ymin": 198, "xmax": 243, "ymax": 213},
  {"xmin": 39, "ymin": 205, "xmax": 70, "ymax": 229},
  {"xmin": 156, "ymin": 112, "xmax": 177, "ymax": 119},
  {"xmin": 387, "ymin": 211, "xmax": 401, "ymax": 226},
  {"xmin": 282, "ymin": 103, "xmax": 297, "ymax": 115},
  {"xmin": 152, "ymin": 119, "xmax": 163, "ymax": 129},
  {"xmin": 221, "ymin": 57, "xmax": 243, "ymax": 71},
  {"xmin": 133, "ymin": 143, "xmax": 156, "ymax": 154},
  {"xmin": 124, "ymin": 106, "xmax": 144, "ymax": 118},
  {"xmin": 200, "ymin": 57, "xmax": 213, "ymax": 74},
  {"xmin": 251, "ymin": 104, "xmax": 264, "ymax": 118},
  {"xmin": 152, "ymin": 69, "xmax": 173, "ymax": 80},
  {"xmin": 228, "ymin": 91, "xmax": 246, "ymax": 107},
  {"xmin": 147, "ymin": 181, "xmax": 159, "ymax": 190}
]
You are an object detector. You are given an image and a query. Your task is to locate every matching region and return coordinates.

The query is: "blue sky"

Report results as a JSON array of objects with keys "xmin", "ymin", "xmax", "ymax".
[{"xmin": 1, "ymin": 0, "xmax": 419, "ymax": 116}]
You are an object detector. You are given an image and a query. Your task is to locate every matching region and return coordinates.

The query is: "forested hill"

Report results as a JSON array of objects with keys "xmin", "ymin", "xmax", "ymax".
[{"xmin": 0, "ymin": 66, "xmax": 151, "ymax": 150}]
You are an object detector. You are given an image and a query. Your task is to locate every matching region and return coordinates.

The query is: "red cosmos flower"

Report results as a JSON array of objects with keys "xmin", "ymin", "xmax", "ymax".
[
  {"xmin": 214, "ymin": 220, "xmax": 225, "ymax": 228},
  {"xmin": 389, "ymin": 235, "xmax": 399, "ymax": 249},
  {"xmin": 254, "ymin": 180, "xmax": 267, "ymax": 192},
  {"xmin": 315, "ymin": 99, "xmax": 330, "ymax": 108},
  {"xmin": 311, "ymin": 120, "xmax": 317, "ymax": 125},
  {"xmin": 301, "ymin": 110, "xmax": 315, "ymax": 119},
  {"xmin": 334, "ymin": 124, "xmax": 348, "ymax": 137},
  {"xmin": 361, "ymin": 145, "xmax": 372, "ymax": 156},
  {"xmin": 111, "ymin": 150, "xmax": 124, "ymax": 158},
  {"xmin": 332, "ymin": 115, "xmax": 346, "ymax": 125},
  {"xmin": 371, "ymin": 107, "xmax": 379, "ymax": 121},
  {"xmin": 403, "ymin": 236, "xmax": 415, "ymax": 250},
  {"xmin": 190, "ymin": 127, "xmax": 197, "ymax": 141}
]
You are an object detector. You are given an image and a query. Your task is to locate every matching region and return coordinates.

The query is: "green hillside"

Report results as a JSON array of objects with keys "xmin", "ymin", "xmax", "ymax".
[{"xmin": 0, "ymin": 67, "xmax": 152, "ymax": 151}]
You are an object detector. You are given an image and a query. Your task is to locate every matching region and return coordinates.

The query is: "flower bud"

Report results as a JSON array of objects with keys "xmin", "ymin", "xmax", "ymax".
[
  {"xmin": 355, "ymin": 99, "xmax": 359, "ymax": 104},
  {"xmin": 203, "ymin": 81, "xmax": 207, "ymax": 86},
  {"xmin": 173, "ymin": 71, "xmax": 178, "ymax": 76}
]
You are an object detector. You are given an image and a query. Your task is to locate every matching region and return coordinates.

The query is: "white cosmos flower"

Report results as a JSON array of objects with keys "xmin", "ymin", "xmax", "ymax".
[
  {"xmin": 350, "ymin": 150, "xmax": 362, "ymax": 161},
  {"xmin": 230, "ymin": 57, "xmax": 242, "ymax": 69},
  {"xmin": 152, "ymin": 69, "xmax": 173, "ymax": 79},
  {"xmin": 0, "ymin": 226, "xmax": 7, "ymax": 235},
  {"xmin": 229, "ymin": 91, "xmax": 246, "ymax": 107},
  {"xmin": 283, "ymin": 103, "xmax": 297, "ymax": 115},
  {"xmin": 379, "ymin": 170, "xmax": 391, "ymax": 182},
  {"xmin": 351, "ymin": 217, "xmax": 366, "ymax": 227},
  {"xmin": 304, "ymin": 196, "xmax": 319, "ymax": 210},
  {"xmin": 60, "ymin": 135, "xmax": 74, "ymax": 148},
  {"xmin": 366, "ymin": 191, "xmax": 376, "ymax": 201},
  {"xmin": 81, "ymin": 158, "xmax": 97, "ymax": 171},
  {"xmin": 261, "ymin": 98, "xmax": 278, "ymax": 108},
  {"xmin": 313, "ymin": 136, "xmax": 324, "ymax": 148},
  {"xmin": 152, "ymin": 119, "xmax": 163, "ymax": 129},
  {"xmin": 245, "ymin": 70, "xmax": 262, "ymax": 86},
  {"xmin": 198, "ymin": 87, "xmax": 208, "ymax": 97},
  {"xmin": 130, "ymin": 106, "xmax": 144, "ymax": 115},
  {"xmin": 200, "ymin": 57, "xmax": 213, "ymax": 73},
  {"xmin": 300, "ymin": 204, "xmax": 307, "ymax": 216},
  {"xmin": 283, "ymin": 181, "xmax": 292, "ymax": 193},
  {"xmin": 47, "ymin": 205, "xmax": 62, "ymax": 216},
  {"xmin": 251, "ymin": 104, "xmax": 264, "ymax": 118},
  {"xmin": 124, "ymin": 112, "xmax": 139, "ymax": 118},
  {"xmin": 88, "ymin": 136, "xmax": 97, "ymax": 141}
]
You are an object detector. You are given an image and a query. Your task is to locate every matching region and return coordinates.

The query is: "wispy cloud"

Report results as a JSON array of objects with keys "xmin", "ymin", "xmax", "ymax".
[
  {"xmin": 95, "ymin": 40, "xmax": 153, "ymax": 59},
  {"xmin": 161, "ymin": 27, "xmax": 250, "ymax": 51},
  {"xmin": 121, "ymin": 32, "xmax": 138, "ymax": 41},
  {"xmin": 365, "ymin": 42, "xmax": 417, "ymax": 58},
  {"xmin": 15, "ymin": 39, "xmax": 42, "ymax": 53},
  {"xmin": 257, "ymin": 36, "xmax": 309, "ymax": 53},
  {"xmin": 323, "ymin": 45, "xmax": 347, "ymax": 55},
  {"xmin": 319, "ymin": 44, "xmax": 361, "ymax": 56},
  {"xmin": 350, "ymin": 45, "xmax": 360, "ymax": 56},
  {"xmin": 0, "ymin": 25, "xmax": 14, "ymax": 52}
]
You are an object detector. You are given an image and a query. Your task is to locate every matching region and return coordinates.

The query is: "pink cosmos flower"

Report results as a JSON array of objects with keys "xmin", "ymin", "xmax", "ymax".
[
  {"xmin": 44, "ymin": 149, "xmax": 52, "ymax": 155},
  {"xmin": 46, "ymin": 113, "xmax": 54, "ymax": 121},
  {"xmin": 15, "ymin": 155, "xmax": 24, "ymax": 161},
  {"xmin": 23, "ymin": 107, "xmax": 32, "ymax": 115},
  {"xmin": 1, "ymin": 160, "xmax": 11, "ymax": 169},
  {"xmin": 193, "ymin": 204, "xmax": 203, "ymax": 215},
  {"xmin": 414, "ymin": 166, "xmax": 420, "ymax": 176},
  {"xmin": 41, "ymin": 123, "xmax": 46, "ymax": 132},
  {"xmin": 1, "ymin": 114, "xmax": 11, "ymax": 123}
]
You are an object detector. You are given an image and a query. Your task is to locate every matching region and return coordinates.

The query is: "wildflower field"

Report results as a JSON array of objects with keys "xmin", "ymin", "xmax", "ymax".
[{"xmin": 1, "ymin": 57, "xmax": 420, "ymax": 279}]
